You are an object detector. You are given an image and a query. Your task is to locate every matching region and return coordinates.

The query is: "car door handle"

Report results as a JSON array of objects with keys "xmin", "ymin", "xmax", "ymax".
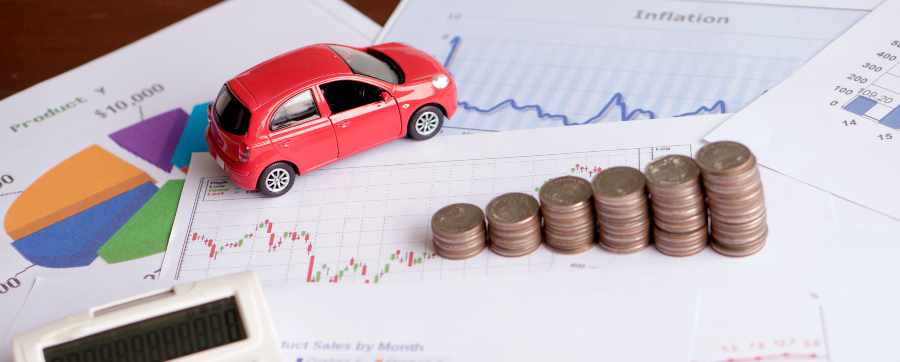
[
  {"xmin": 338, "ymin": 123, "xmax": 349, "ymax": 128},
  {"xmin": 282, "ymin": 141, "xmax": 292, "ymax": 148}
]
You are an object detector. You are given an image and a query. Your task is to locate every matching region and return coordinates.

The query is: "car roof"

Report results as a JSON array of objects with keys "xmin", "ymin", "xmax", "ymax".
[{"xmin": 231, "ymin": 44, "xmax": 352, "ymax": 109}]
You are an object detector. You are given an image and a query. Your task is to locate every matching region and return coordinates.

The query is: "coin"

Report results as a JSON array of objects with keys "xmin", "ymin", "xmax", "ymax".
[
  {"xmin": 540, "ymin": 176, "xmax": 595, "ymax": 254},
  {"xmin": 431, "ymin": 203, "xmax": 487, "ymax": 260},
  {"xmin": 654, "ymin": 226, "xmax": 708, "ymax": 257},
  {"xmin": 644, "ymin": 155, "xmax": 709, "ymax": 257},
  {"xmin": 486, "ymin": 193, "xmax": 543, "ymax": 257},
  {"xmin": 697, "ymin": 141, "xmax": 768, "ymax": 257},
  {"xmin": 646, "ymin": 155, "xmax": 701, "ymax": 187},
  {"xmin": 592, "ymin": 167, "xmax": 647, "ymax": 201},
  {"xmin": 592, "ymin": 167, "xmax": 651, "ymax": 253},
  {"xmin": 540, "ymin": 176, "xmax": 593, "ymax": 209},
  {"xmin": 695, "ymin": 141, "xmax": 755, "ymax": 175},
  {"xmin": 487, "ymin": 192, "xmax": 540, "ymax": 227}
]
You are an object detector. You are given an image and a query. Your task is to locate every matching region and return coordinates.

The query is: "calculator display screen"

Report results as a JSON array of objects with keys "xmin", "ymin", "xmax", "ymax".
[{"xmin": 43, "ymin": 297, "xmax": 246, "ymax": 362}]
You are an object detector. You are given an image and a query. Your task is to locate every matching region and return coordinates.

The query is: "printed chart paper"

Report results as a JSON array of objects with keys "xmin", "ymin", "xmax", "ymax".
[
  {"xmin": 691, "ymin": 288, "xmax": 831, "ymax": 362},
  {"xmin": 0, "ymin": 0, "xmax": 378, "ymax": 316},
  {"xmin": 378, "ymin": 0, "xmax": 867, "ymax": 134},
  {"xmin": 20, "ymin": 120, "xmax": 900, "ymax": 360},
  {"xmin": 268, "ymin": 277, "xmax": 697, "ymax": 361},
  {"xmin": 164, "ymin": 115, "xmax": 852, "ymax": 289},
  {"xmin": 163, "ymin": 117, "xmax": 726, "ymax": 283},
  {"xmin": 706, "ymin": 0, "xmax": 900, "ymax": 220}
]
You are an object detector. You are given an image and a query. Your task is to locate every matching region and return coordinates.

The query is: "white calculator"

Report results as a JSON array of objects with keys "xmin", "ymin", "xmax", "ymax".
[{"xmin": 13, "ymin": 272, "xmax": 281, "ymax": 362}]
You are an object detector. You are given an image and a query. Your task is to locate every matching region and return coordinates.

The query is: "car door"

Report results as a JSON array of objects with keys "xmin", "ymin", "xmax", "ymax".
[
  {"xmin": 267, "ymin": 88, "xmax": 339, "ymax": 173},
  {"xmin": 319, "ymin": 78, "xmax": 401, "ymax": 157}
]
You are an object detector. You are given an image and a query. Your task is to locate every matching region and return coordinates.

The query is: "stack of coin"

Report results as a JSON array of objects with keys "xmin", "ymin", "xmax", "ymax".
[
  {"xmin": 591, "ymin": 167, "xmax": 651, "ymax": 253},
  {"xmin": 539, "ymin": 176, "xmax": 595, "ymax": 254},
  {"xmin": 431, "ymin": 203, "xmax": 487, "ymax": 260},
  {"xmin": 486, "ymin": 193, "xmax": 543, "ymax": 257},
  {"xmin": 695, "ymin": 141, "xmax": 767, "ymax": 257},
  {"xmin": 645, "ymin": 155, "xmax": 708, "ymax": 256}
]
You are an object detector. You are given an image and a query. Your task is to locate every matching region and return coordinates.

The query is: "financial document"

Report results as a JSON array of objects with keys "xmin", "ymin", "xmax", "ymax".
[
  {"xmin": 16, "ymin": 274, "xmax": 894, "ymax": 362},
  {"xmin": 378, "ymin": 0, "xmax": 867, "ymax": 133},
  {"xmin": 706, "ymin": 0, "xmax": 900, "ymax": 220},
  {"xmin": 0, "ymin": 0, "xmax": 378, "ymax": 357},
  {"xmin": 163, "ymin": 115, "xmax": 854, "ymax": 288},
  {"xmin": 163, "ymin": 117, "xmax": 726, "ymax": 283},
  {"xmin": 25, "ymin": 119, "xmax": 900, "ymax": 361}
]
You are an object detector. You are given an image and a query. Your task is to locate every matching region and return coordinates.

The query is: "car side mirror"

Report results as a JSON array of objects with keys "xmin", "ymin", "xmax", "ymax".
[{"xmin": 380, "ymin": 91, "xmax": 392, "ymax": 102}]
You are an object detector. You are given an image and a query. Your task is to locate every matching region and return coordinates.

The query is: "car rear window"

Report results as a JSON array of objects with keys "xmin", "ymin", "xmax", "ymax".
[
  {"xmin": 214, "ymin": 85, "xmax": 251, "ymax": 135},
  {"xmin": 328, "ymin": 45, "xmax": 403, "ymax": 84}
]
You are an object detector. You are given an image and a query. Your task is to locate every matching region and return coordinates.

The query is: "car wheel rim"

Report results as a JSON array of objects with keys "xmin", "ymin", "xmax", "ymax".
[
  {"xmin": 415, "ymin": 111, "xmax": 439, "ymax": 135},
  {"xmin": 266, "ymin": 168, "xmax": 291, "ymax": 193}
]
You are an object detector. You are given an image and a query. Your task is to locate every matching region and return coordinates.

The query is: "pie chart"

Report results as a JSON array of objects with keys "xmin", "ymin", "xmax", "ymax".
[{"xmin": 4, "ymin": 146, "xmax": 157, "ymax": 268}]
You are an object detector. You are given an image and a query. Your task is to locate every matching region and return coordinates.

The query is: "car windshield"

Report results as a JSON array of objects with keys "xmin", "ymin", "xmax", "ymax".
[
  {"xmin": 328, "ymin": 45, "xmax": 402, "ymax": 84},
  {"xmin": 214, "ymin": 85, "xmax": 251, "ymax": 135}
]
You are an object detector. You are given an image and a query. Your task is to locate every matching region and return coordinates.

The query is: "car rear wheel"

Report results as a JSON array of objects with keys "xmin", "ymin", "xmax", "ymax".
[
  {"xmin": 407, "ymin": 105, "xmax": 443, "ymax": 140},
  {"xmin": 257, "ymin": 162, "xmax": 295, "ymax": 197}
]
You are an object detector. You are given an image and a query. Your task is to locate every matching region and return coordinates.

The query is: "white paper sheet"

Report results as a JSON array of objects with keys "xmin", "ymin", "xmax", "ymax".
[
  {"xmin": 15, "ymin": 274, "xmax": 898, "ymax": 362},
  {"xmin": 378, "ymin": 0, "xmax": 867, "ymax": 134},
  {"xmin": 705, "ymin": 0, "xmax": 900, "ymax": 220},
  {"xmin": 163, "ymin": 116, "xmax": 730, "ymax": 283},
  {"xmin": 0, "ymin": 0, "xmax": 378, "ymax": 355},
  {"xmin": 0, "ymin": 0, "xmax": 378, "ymax": 296},
  {"xmin": 19, "ymin": 150, "xmax": 900, "ymax": 360},
  {"xmin": 161, "ymin": 114, "xmax": 865, "ymax": 291}
]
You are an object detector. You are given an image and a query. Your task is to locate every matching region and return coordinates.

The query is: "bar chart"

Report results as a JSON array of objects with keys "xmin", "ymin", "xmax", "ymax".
[{"xmin": 843, "ymin": 62, "xmax": 900, "ymax": 129}]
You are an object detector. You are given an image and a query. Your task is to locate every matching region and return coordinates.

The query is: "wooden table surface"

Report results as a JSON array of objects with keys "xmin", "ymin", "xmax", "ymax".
[{"xmin": 0, "ymin": 0, "xmax": 399, "ymax": 100}]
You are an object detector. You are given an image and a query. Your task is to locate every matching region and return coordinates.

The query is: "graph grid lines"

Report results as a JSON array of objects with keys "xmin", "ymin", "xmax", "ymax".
[
  {"xmin": 446, "ymin": 36, "xmax": 729, "ymax": 125},
  {"xmin": 843, "ymin": 60, "xmax": 900, "ymax": 129},
  {"xmin": 380, "ymin": 0, "xmax": 865, "ymax": 134},
  {"xmin": 170, "ymin": 146, "xmax": 691, "ymax": 283}
]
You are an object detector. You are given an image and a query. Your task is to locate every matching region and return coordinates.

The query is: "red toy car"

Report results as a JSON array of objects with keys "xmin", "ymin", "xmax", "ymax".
[{"xmin": 206, "ymin": 43, "xmax": 457, "ymax": 196}]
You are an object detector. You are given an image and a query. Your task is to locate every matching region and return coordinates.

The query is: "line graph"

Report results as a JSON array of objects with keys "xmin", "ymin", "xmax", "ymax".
[
  {"xmin": 446, "ymin": 36, "xmax": 729, "ymax": 124},
  {"xmin": 381, "ymin": 0, "xmax": 866, "ymax": 133}
]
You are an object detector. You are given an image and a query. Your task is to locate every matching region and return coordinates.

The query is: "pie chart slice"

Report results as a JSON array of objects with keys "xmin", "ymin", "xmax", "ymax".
[
  {"xmin": 99, "ymin": 179, "xmax": 185, "ymax": 264},
  {"xmin": 109, "ymin": 108, "xmax": 189, "ymax": 173},
  {"xmin": 11, "ymin": 183, "xmax": 157, "ymax": 268},
  {"xmin": 4, "ymin": 145, "xmax": 156, "ymax": 268},
  {"xmin": 171, "ymin": 102, "xmax": 211, "ymax": 172}
]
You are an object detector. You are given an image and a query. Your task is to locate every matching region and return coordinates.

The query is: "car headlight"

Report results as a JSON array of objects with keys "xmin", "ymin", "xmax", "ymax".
[{"xmin": 432, "ymin": 74, "xmax": 449, "ymax": 89}]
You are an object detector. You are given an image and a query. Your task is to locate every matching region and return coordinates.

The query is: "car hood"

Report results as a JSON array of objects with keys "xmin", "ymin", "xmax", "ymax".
[{"xmin": 369, "ymin": 42, "xmax": 445, "ymax": 83}]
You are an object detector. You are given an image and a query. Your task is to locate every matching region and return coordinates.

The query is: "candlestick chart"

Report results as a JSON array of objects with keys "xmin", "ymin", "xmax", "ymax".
[{"xmin": 167, "ymin": 145, "xmax": 690, "ymax": 283}]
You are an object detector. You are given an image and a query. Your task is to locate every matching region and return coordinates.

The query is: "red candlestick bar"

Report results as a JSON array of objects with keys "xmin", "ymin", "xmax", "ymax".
[{"xmin": 306, "ymin": 255, "xmax": 316, "ymax": 283}]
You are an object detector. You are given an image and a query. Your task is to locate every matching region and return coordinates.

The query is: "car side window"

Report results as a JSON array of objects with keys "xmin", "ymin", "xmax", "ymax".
[
  {"xmin": 270, "ymin": 90, "xmax": 319, "ymax": 131},
  {"xmin": 320, "ymin": 80, "xmax": 385, "ymax": 114}
]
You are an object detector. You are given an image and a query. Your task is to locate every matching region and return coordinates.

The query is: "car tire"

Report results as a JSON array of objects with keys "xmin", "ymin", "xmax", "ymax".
[
  {"xmin": 407, "ymin": 105, "xmax": 444, "ymax": 140},
  {"xmin": 257, "ymin": 162, "xmax": 295, "ymax": 197}
]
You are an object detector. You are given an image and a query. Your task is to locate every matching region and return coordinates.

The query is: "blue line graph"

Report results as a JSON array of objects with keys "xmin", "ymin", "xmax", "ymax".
[{"xmin": 443, "ymin": 36, "xmax": 727, "ymax": 124}]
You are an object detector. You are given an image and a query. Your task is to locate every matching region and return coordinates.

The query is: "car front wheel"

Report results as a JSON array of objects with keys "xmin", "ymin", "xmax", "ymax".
[
  {"xmin": 407, "ymin": 105, "xmax": 444, "ymax": 140},
  {"xmin": 257, "ymin": 162, "xmax": 295, "ymax": 197}
]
